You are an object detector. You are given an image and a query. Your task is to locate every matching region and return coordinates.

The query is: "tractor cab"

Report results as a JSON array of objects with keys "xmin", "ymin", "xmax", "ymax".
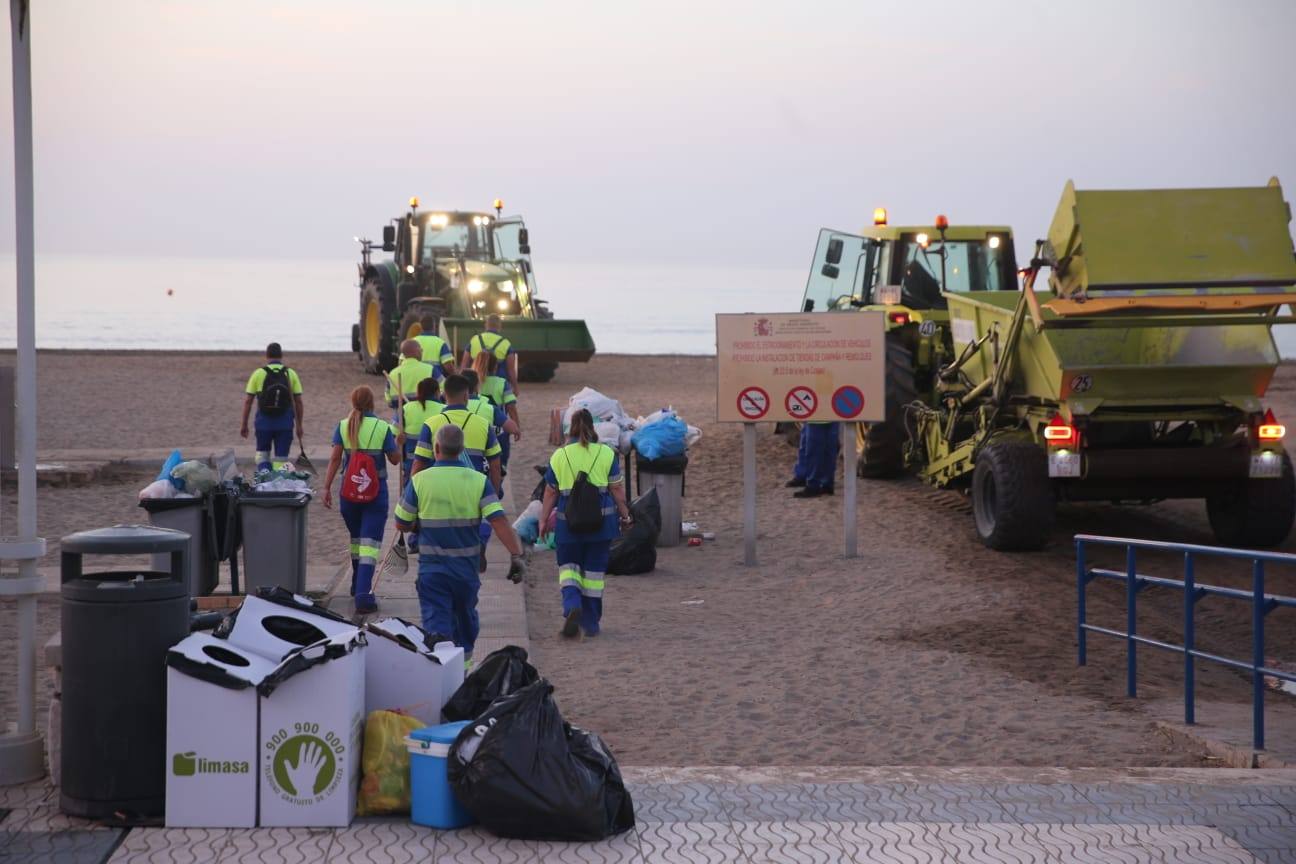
[{"xmin": 800, "ymin": 215, "xmax": 1016, "ymax": 315}]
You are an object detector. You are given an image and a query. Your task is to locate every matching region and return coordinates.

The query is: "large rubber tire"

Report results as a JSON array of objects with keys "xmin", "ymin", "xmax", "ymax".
[
  {"xmin": 972, "ymin": 440, "xmax": 1055, "ymax": 551},
  {"xmin": 350, "ymin": 324, "xmax": 360, "ymax": 353},
  {"xmin": 518, "ymin": 360, "xmax": 558, "ymax": 383},
  {"xmin": 359, "ymin": 279, "xmax": 399, "ymax": 374},
  {"xmin": 858, "ymin": 335, "xmax": 919, "ymax": 479},
  {"xmin": 397, "ymin": 300, "xmax": 445, "ymax": 349},
  {"xmin": 1206, "ymin": 453, "xmax": 1296, "ymax": 547}
]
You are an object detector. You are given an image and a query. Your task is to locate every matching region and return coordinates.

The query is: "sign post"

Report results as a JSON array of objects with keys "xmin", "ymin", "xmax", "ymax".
[{"xmin": 716, "ymin": 312, "xmax": 884, "ymax": 562}]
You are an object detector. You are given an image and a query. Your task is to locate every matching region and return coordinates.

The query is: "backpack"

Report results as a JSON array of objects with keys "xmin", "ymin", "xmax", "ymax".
[
  {"xmin": 257, "ymin": 365, "xmax": 293, "ymax": 416},
  {"xmin": 562, "ymin": 446, "xmax": 607, "ymax": 534},
  {"xmin": 341, "ymin": 421, "xmax": 383, "ymax": 504}
]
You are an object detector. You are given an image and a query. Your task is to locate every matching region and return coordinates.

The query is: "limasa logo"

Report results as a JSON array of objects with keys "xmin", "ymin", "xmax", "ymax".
[{"xmin": 172, "ymin": 751, "xmax": 250, "ymax": 776}]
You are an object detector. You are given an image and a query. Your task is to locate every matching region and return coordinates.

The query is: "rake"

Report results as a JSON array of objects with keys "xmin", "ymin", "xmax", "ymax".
[{"xmin": 294, "ymin": 433, "xmax": 315, "ymax": 473}]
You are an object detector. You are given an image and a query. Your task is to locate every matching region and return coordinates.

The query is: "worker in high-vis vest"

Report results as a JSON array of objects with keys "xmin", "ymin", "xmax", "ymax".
[
  {"xmin": 412, "ymin": 374, "xmax": 504, "ymax": 572},
  {"xmin": 414, "ymin": 312, "xmax": 456, "ymax": 379},
  {"xmin": 539, "ymin": 408, "xmax": 631, "ymax": 639},
  {"xmin": 322, "ymin": 386, "xmax": 400, "ymax": 614},
  {"xmin": 460, "ymin": 313, "xmax": 518, "ymax": 393},
  {"xmin": 395, "ymin": 377, "xmax": 445, "ymax": 558},
  {"xmin": 472, "ymin": 351, "xmax": 521, "ymax": 472},
  {"xmin": 385, "ymin": 340, "xmax": 436, "ymax": 409},
  {"xmin": 395, "ymin": 423, "xmax": 526, "ymax": 661},
  {"xmin": 462, "ymin": 369, "xmax": 520, "ymax": 445},
  {"xmin": 239, "ymin": 342, "xmax": 304, "ymax": 471}
]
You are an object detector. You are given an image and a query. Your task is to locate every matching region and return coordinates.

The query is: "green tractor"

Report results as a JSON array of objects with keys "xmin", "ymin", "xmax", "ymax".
[
  {"xmin": 907, "ymin": 180, "xmax": 1296, "ymax": 550},
  {"xmin": 798, "ymin": 209, "xmax": 1018, "ymax": 477},
  {"xmin": 353, "ymin": 198, "xmax": 595, "ymax": 381}
]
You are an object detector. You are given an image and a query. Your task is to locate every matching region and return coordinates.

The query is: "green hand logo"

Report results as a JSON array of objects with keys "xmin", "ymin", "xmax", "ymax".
[
  {"xmin": 172, "ymin": 752, "xmax": 197, "ymax": 777},
  {"xmin": 272, "ymin": 735, "xmax": 336, "ymax": 798}
]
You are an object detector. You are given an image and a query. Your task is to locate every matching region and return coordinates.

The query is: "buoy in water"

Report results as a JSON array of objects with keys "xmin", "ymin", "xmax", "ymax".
[{"xmin": 166, "ymin": 288, "xmax": 174, "ymax": 296}]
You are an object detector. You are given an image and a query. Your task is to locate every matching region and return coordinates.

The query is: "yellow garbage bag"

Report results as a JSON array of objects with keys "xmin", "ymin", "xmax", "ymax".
[{"xmin": 356, "ymin": 709, "xmax": 425, "ymax": 817}]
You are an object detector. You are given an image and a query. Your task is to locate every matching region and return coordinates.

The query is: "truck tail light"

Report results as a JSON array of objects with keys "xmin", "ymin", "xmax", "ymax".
[
  {"xmin": 1258, "ymin": 408, "xmax": 1286, "ymax": 442},
  {"xmin": 1044, "ymin": 415, "xmax": 1078, "ymax": 448},
  {"xmin": 888, "ymin": 312, "xmax": 910, "ymax": 325}
]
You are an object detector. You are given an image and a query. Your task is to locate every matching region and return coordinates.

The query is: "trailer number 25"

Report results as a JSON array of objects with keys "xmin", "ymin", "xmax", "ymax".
[{"xmin": 1069, "ymin": 374, "xmax": 1093, "ymax": 393}]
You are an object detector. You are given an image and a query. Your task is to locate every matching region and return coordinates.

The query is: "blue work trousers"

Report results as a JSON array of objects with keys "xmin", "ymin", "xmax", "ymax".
[
  {"xmin": 416, "ymin": 565, "xmax": 482, "ymax": 658},
  {"xmin": 794, "ymin": 423, "xmax": 840, "ymax": 491},
  {"xmin": 556, "ymin": 539, "xmax": 610, "ymax": 636},
  {"xmin": 254, "ymin": 424, "xmax": 293, "ymax": 471},
  {"xmin": 340, "ymin": 490, "xmax": 387, "ymax": 610}
]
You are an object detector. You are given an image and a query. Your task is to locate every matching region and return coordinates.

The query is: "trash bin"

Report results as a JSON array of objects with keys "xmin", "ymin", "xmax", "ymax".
[
  {"xmin": 239, "ymin": 491, "xmax": 310, "ymax": 594},
  {"xmin": 139, "ymin": 496, "xmax": 218, "ymax": 597},
  {"xmin": 60, "ymin": 525, "xmax": 190, "ymax": 820},
  {"xmin": 635, "ymin": 453, "xmax": 688, "ymax": 547}
]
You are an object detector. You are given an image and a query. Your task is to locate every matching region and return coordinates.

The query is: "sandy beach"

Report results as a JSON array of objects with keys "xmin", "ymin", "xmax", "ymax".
[{"xmin": 4, "ymin": 348, "xmax": 1296, "ymax": 768}]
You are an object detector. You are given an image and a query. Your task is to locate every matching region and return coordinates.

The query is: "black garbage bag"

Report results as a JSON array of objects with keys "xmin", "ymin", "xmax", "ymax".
[
  {"xmin": 608, "ymin": 488, "xmax": 660, "ymax": 575},
  {"xmin": 448, "ymin": 680, "xmax": 635, "ymax": 841},
  {"xmin": 441, "ymin": 645, "xmax": 539, "ymax": 722}
]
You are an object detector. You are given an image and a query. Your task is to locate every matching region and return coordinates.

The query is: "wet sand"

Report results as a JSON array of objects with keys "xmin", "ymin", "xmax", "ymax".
[{"xmin": 5, "ymin": 349, "xmax": 1296, "ymax": 766}]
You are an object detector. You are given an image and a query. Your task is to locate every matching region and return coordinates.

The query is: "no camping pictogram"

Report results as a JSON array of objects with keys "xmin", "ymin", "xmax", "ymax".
[
  {"xmin": 831, "ymin": 385, "xmax": 865, "ymax": 419},
  {"xmin": 785, "ymin": 386, "xmax": 817, "ymax": 419},
  {"xmin": 736, "ymin": 386, "xmax": 770, "ymax": 420}
]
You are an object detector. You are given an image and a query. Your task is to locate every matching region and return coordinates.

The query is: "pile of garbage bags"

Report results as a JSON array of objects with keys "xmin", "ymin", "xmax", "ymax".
[
  {"xmin": 250, "ymin": 466, "xmax": 314, "ymax": 494},
  {"xmin": 444, "ymin": 646, "xmax": 635, "ymax": 841},
  {"xmin": 561, "ymin": 387, "xmax": 701, "ymax": 457}
]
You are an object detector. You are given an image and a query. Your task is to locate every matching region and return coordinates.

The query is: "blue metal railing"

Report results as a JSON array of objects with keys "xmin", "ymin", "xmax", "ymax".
[{"xmin": 1076, "ymin": 534, "xmax": 1296, "ymax": 750}]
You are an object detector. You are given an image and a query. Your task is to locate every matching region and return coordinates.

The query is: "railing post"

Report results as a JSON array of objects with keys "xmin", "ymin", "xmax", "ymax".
[
  {"xmin": 1253, "ymin": 559, "xmax": 1265, "ymax": 750},
  {"xmin": 1184, "ymin": 552, "xmax": 1195, "ymax": 725},
  {"xmin": 1126, "ymin": 545, "xmax": 1138, "ymax": 698},
  {"xmin": 1076, "ymin": 539, "xmax": 1087, "ymax": 666}
]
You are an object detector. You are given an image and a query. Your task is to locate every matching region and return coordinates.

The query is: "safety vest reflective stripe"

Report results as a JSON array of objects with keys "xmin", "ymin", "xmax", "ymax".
[
  {"xmin": 417, "ymin": 545, "xmax": 480, "ymax": 558},
  {"xmin": 421, "ymin": 517, "xmax": 484, "ymax": 528},
  {"xmin": 549, "ymin": 443, "xmax": 616, "ymax": 492}
]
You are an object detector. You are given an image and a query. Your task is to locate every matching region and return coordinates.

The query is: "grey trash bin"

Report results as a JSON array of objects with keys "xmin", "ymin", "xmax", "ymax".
[
  {"xmin": 139, "ymin": 496, "xmax": 218, "ymax": 596},
  {"xmin": 239, "ymin": 491, "xmax": 310, "ymax": 593},
  {"xmin": 635, "ymin": 453, "xmax": 688, "ymax": 547}
]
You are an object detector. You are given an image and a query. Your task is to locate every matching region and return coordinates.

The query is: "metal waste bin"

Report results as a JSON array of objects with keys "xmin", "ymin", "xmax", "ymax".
[
  {"xmin": 139, "ymin": 496, "xmax": 217, "ymax": 596},
  {"xmin": 635, "ymin": 453, "xmax": 688, "ymax": 547},
  {"xmin": 239, "ymin": 491, "xmax": 310, "ymax": 594},
  {"xmin": 60, "ymin": 525, "xmax": 190, "ymax": 819}
]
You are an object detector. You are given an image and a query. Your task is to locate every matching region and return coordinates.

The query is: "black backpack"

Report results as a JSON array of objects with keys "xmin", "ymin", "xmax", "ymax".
[
  {"xmin": 257, "ymin": 365, "xmax": 293, "ymax": 416},
  {"xmin": 563, "ymin": 447, "xmax": 607, "ymax": 534}
]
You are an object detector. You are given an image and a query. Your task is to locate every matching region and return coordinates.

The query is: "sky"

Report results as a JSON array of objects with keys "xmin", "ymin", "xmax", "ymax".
[{"xmin": 0, "ymin": 0, "xmax": 1293, "ymax": 269}]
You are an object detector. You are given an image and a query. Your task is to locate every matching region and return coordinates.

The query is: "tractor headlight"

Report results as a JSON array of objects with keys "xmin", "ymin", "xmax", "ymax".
[
  {"xmin": 405, "ymin": 265, "xmax": 415, "ymax": 274},
  {"xmin": 468, "ymin": 279, "xmax": 485, "ymax": 294},
  {"xmin": 497, "ymin": 299, "xmax": 511, "ymax": 311},
  {"xmin": 501, "ymin": 281, "xmax": 516, "ymax": 296},
  {"xmin": 474, "ymin": 300, "xmax": 487, "ymax": 309}
]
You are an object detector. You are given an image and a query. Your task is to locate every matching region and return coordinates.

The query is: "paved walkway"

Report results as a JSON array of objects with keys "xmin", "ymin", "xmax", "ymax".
[{"xmin": 2, "ymin": 766, "xmax": 1294, "ymax": 862}]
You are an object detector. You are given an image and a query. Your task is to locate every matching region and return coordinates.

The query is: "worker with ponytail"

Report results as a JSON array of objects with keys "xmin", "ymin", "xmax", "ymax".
[
  {"xmin": 475, "ymin": 351, "xmax": 520, "ymax": 471},
  {"xmin": 323, "ymin": 385, "xmax": 400, "ymax": 613},
  {"xmin": 395, "ymin": 377, "xmax": 445, "ymax": 557},
  {"xmin": 539, "ymin": 408, "xmax": 631, "ymax": 639}
]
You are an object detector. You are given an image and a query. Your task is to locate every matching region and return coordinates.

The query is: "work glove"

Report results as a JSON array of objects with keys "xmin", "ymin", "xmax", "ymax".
[{"xmin": 507, "ymin": 554, "xmax": 527, "ymax": 584}]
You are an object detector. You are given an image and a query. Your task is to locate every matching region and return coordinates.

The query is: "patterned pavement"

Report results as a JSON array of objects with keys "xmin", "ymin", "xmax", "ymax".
[{"xmin": 2, "ymin": 766, "xmax": 1294, "ymax": 863}]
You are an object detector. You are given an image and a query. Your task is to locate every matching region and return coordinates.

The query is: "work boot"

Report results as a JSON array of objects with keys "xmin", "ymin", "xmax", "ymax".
[
  {"xmin": 561, "ymin": 609, "xmax": 581, "ymax": 639},
  {"xmin": 785, "ymin": 478, "xmax": 806, "ymax": 488},
  {"xmin": 793, "ymin": 486, "xmax": 832, "ymax": 498}
]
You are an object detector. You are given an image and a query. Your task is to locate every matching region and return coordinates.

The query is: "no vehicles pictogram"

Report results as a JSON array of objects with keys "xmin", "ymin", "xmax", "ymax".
[
  {"xmin": 736, "ymin": 386, "xmax": 770, "ymax": 420},
  {"xmin": 785, "ymin": 386, "xmax": 817, "ymax": 419}
]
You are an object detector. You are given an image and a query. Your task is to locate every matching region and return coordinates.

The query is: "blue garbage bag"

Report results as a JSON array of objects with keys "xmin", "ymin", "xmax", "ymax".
[
  {"xmin": 158, "ymin": 449, "xmax": 183, "ymax": 487},
  {"xmin": 631, "ymin": 416, "xmax": 687, "ymax": 460}
]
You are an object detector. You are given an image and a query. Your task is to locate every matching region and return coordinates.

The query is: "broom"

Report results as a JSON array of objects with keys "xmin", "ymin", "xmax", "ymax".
[{"xmin": 294, "ymin": 433, "xmax": 315, "ymax": 473}]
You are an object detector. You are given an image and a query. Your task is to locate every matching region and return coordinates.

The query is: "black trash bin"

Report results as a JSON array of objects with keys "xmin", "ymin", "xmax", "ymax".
[
  {"xmin": 139, "ymin": 496, "xmax": 218, "ymax": 597},
  {"xmin": 60, "ymin": 525, "xmax": 190, "ymax": 820}
]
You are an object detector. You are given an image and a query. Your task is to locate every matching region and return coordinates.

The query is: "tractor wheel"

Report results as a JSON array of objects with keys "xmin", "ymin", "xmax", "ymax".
[
  {"xmin": 350, "ymin": 324, "xmax": 360, "ymax": 354},
  {"xmin": 1206, "ymin": 453, "xmax": 1296, "ymax": 547},
  {"xmin": 358, "ymin": 279, "xmax": 398, "ymax": 374},
  {"xmin": 397, "ymin": 300, "xmax": 445, "ymax": 348},
  {"xmin": 858, "ymin": 336, "xmax": 919, "ymax": 478},
  {"xmin": 518, "ymin": 360, "xmax": 558, "ymax": 383},
  {"xmin": 972, "ymin": 440, "xmax": 1055, "ymax": 551}
]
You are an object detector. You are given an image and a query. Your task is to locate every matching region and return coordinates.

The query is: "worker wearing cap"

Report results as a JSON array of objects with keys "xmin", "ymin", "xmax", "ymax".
[
  {"xmin": 240, "ymin": 342, "xmax": 304, "ymax": 472},
  {"xmin": 460, "ymin": 313, "xmax": 518, "ymax": 393},
  {"xmin": 385, "ymin": 340, "xmax": 436, "ymax": 409},
  {"xmin": 395, "ymin": 423, "xmax": 526, "ymax": 661},
  {"xmin": 787, "ymin": 421, "xmax": 839, "ymax": 498},
  {"xmin": 414, "ymin": 312, "xmax": 456, "ymax": 379}
]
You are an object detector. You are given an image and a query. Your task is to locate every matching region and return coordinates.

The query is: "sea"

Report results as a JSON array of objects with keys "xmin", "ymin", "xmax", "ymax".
[{"xmin": 2, "ymin": 254, "xmax": 1295, "ymax": 357}]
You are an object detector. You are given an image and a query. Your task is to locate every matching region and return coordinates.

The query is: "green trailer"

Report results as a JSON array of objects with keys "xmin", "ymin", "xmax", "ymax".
[
  {"xmin": 352, "ymin": 199, "xmax": 595, "ymax": 381},
  {"xmin": 908, "ymin": 179, "xmax": 1296, "ymax": 550}
]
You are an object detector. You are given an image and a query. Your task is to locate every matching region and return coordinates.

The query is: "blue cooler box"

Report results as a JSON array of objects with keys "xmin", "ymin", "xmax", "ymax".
[{"xmin": 407, "ymin": 721, "xmax": 475, "ymax": 829}]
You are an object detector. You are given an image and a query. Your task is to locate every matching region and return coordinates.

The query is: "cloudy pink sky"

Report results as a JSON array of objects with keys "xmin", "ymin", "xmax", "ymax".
[{"xmin": 0, "ymin": 0, "xmax": 1293, "ymax": 266}]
